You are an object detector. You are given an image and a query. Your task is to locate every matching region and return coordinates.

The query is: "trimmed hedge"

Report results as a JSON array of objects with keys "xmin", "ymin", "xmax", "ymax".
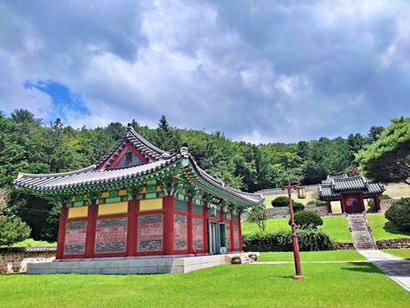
[
  {"xmin": 243, "ymin": 229, "xmax": 335, "ymax": 252},
  {"xmin": 271, "ymin": 196, "xmax": 304, "ymax": 212},
  {"xmin": 385, "ymin": 198, "xmax": 410, "ymax": 230},
  {"xmin": 293, "ymin": 210, "xmax": 323, "ymax": 229}
]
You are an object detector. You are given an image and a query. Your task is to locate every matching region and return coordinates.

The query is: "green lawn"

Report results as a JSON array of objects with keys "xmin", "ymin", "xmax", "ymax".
[
  {"xmin": 383, "ymin": 248, "xmax": 410, "ymax": 260},
  {"xmin": 366, "ymin": 214, "xmax": 410, "ymax": 240},
  {"xmin": 1, "ymin": 263, "xmax": 409, "ymax": 307},
  {"xmin": 11, "ymin": 239, "xmax": 57, "ymax": 248},
  {"xmin": 259, "ymin": 250, "xmax": 365, "ymax": 262},
  {"xmin": 243, "ymin": 215, "xmax": 352, "ymax": 242}
]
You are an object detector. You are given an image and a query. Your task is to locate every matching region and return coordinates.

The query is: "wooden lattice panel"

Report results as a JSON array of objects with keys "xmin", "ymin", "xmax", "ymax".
[
  {"xmin": 94, "ymin": 217, "xmax": 128, "ymax": 254},
  {"xmin": 64, "ymin": 220, "xmax": 87, "ymax": 255},
  {"xmin": 137, "ymin": 215, "xmax": 163, "ymax": 252},
  {"xmin": 193, "ymin": 218, "xmax": 203, "ymax": 249},
  {"xmin": 174, "ymin": 215, "xmax": 188, "ymax": 250}
]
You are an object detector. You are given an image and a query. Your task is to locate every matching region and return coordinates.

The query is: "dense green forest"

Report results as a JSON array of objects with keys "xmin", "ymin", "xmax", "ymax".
[{"xmin": 0, "ymin": 109, "xmax": 407, "ymax": 242}]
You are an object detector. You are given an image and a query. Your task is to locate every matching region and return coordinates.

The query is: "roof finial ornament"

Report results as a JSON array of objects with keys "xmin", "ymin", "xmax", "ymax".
[
  {"xmin": 180, "ymin": 146, "xmax": 189, "ymax": 157},
  {"xmin": 127, "ymin": 123, "xmax": 132, "ymax": 128}
]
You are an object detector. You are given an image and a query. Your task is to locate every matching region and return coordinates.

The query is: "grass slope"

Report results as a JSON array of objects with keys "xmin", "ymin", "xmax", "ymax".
[
  {"xmin": 258, "ymin": 250, "xmax": 365, "ymax": 262},
  {"xmin": 1, "ymin": 263, "xmax": 408, "ymax": 307},
  {"xmin": 366, "ymin": 214, "xmax": 410, "ymax": 240},
  {"xmin": 242, "ymin": 215, "xmax": 352, "ymax": 242},
  {"xmin": 383, "ymin": 248, "xmax": 410, "ymax": 260}
]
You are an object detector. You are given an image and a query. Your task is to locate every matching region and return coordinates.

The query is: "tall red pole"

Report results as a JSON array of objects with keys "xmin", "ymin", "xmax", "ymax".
[{"xmin": 287, "ymin": 181, "xmax": 303, "ymax": 280}]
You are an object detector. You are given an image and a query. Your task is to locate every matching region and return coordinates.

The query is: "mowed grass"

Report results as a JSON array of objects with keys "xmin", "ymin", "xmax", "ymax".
[
  {"xmin": 1, "ymin": 263, "xmax": 409, "ymax": 308},
  {"xmin": 258, "ymin": 250, "xmax": 365, "ymax": 262},
  {"xmin": 242, "ymin": 215, "xmax": 352, "ymax": 242},
  {"xmin": 11, "ymin": 239, "xmax": 56, "ymax": 247},
  {"xmin": 383, "ymin": 248, "xmax": 410, "ymax": 260},
  {"xmin": 366, "ymin": 214, "xmax": 410, "ymax": 240}
]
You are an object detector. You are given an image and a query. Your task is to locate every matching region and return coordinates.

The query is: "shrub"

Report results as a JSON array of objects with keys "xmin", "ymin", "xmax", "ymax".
[
  {"xmin": 0, "ymin": 216, "xmax": 31, "ymax": 246},
  {"xmin": 242, "ymin": 229, "xmax": 335, "ymax": 252},
  {"xmin": 271, "ymin": 196, "xmax": 289, "ymax": 207},
  {"xmin": 293, "ymin": 202, "xmax": 304, "ymax": 212},
  {"xmin": 271, "ymin": 196, "xmax": 304, "ymax": 212},
  {"xmin": 385, "ymin": 198, "xmax": 410, "ymax": 230},
  {"xmin": 292, "ymin": 210, "xmax": 323, "ymax": 229}
]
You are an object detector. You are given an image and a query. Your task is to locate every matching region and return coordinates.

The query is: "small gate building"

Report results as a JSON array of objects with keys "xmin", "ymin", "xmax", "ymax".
[
  {"xmin": 318, "ymin": 175, "xmax": 384, "ymax": 214},
  {"xmin": 15, "ymin": 125, "xmax": 263, "ymax": 261}
]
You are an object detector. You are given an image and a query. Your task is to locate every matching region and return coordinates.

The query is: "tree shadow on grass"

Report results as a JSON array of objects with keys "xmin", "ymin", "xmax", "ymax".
[
  {"xmin": 383, "ymin": 222, "xmax": 410, "ymax": 237},
  {"xmin": 341, "ymin": 262, "xmax": 384, "ymax": 274}
]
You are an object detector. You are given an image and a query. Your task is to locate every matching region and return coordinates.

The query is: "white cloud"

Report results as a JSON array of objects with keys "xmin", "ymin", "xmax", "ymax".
[{"xmin": 0, "ymin": 0, "xmax": 409, "ymax": 142}]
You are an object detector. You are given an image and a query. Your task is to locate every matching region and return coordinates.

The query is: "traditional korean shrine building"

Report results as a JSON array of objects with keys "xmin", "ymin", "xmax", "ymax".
[
  {"xmin": 15, "ymin": 125, "xmax": 263, "ymax": 260},
  {"xmin": 318, "ymin": 175, "xmax": 384, "ymax": 214}
]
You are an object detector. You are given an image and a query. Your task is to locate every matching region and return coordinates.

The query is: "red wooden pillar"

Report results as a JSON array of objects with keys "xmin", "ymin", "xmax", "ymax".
[
  {"xmin": 56, "ymin": 203, "xmax": 68, "ymax": 259},
  {"xmin": 326, "ymin": 201, "xmax": 332, "ymax": 214},
  {"xmin": 358, "ymin": 194, "xmax": 365, "ymax": 212},
  {"xmin": 238, "ymin": 212, "xmax": 243, "ymax": 252},
  {"xmin": 202, "ymin": 203, "xmax": 209, "ymax": 254},
  {"xmin": 126, "ymin": 199, "xmax": 138, "ymax": 256},
  {"xmin": 229, "ymin": 208, "xmax": 234, "ymax": 252},
  {"xmin": 340, "ymin": 197, "xmax": 346, "ymax": 214},
  {"xmin": 163, "ymin": 195, "xmax": 175, "ymax": 255},
  {"xmin": 374, "ymin": 196, "xmax": 381, "ymax": 212},
  {"xmin": 187, "ymin": 198, "xmax": 194, "ymax": 255},
  {"xmin": 85, "ymin": 202, "xmax": 97, "ymax": 258}
]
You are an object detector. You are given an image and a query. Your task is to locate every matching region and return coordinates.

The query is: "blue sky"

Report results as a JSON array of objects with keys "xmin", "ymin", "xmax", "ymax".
[{"xmin": 0, "ymin": 0, "xmax": 409, "ymax": 143}]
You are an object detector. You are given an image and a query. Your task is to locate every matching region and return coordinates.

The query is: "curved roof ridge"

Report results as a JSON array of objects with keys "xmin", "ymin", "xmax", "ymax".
[{"xmin": 16, "ymin": 165, "xmax": 96, "ymax": 180}]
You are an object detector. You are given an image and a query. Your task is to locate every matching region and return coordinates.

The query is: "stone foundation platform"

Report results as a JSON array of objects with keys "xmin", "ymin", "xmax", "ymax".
[{"xmin": 27, "ymin": 253, "xmax": 258, "ymax": 274}]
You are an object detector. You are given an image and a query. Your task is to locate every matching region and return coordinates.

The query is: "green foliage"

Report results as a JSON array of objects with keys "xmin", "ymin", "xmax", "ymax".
[
  {"xmin": 0, "ymin": 216, "xmax": 31, "ymax": 246},
  {"xmin": 293, "ymin": 210, "xmax": 323, "ymax": 229},
  {"xmin": 242, "ymin": 229, "xmax": 335, "ymax": 251},
  {"xmin": 385, "ymin": 198, "xmax": 410, "ymax": 230},
  {"xmin": 357, "ymin": 117, "xmax": 410, "ymax": 184},
  {"xmin": 246, "ymin": 207, "xmax": 268, "ymax": 232},
  {"xmin": 271, "ymin": 196, "xmax": 304, "ymax": 212},
  {"xmin": 271, "ymin": 196, "xmax": 289, "ymax": 207}
]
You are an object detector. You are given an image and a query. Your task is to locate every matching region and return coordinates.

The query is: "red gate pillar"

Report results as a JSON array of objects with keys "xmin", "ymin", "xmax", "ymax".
[
  {"xmin": 374, "ymin": 196, "xmax": 381, "ymax": 212},
  {"xmin": 56, "ymin": 203, "xmax": 68, "ymax": 259},
  {"xmin": 127, "ymin": 199, "xmax": 138, "ymax": 256},
  {"xmin": 187, "ymin": 198, "xmax": 194, "ymax": 255},
  {"xmin": 163, "ymin": 195, "xmax": 175, "ymax": 255},
  {"xmin": 229, "ymin": 208, "xmax": 234, "ymax": 252},
  {"xmin": 326, "ymin": 201, "xmax": 332, "ymax": 214},
  {"xmin": 238, "ymin": 212, "xmax": 243, "ymax": 252},
  {"xmin": 203, "ymin": 203, "xmax": 209, "ymax": 254},
  {"xmin": 85, "ymin": 202, "xmax": 97, "ymax": 258}
]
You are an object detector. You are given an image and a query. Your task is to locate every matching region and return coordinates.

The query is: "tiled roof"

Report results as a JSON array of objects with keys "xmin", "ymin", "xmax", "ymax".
[
  {"xmin": 96, "ymin": 125, "xmax": 169, "ymax": 168},
  {"xmin": 15, "ymin": 139, "xmax": 263, "ymax": 205},
  {"xmin": 318, "ymin": 175, "xmax": 384, "ymax": 200}
]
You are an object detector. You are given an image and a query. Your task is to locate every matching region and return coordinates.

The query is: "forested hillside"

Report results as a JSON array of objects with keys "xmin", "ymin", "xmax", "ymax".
[{"xmin": 0, "ymin": 109, "xmax": 399, "ymax": 241}]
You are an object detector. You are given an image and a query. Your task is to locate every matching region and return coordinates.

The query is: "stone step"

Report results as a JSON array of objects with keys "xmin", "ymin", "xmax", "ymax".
[{"xmin": 347, "ymin": 213, "xmax": 377, "ymax": 250}]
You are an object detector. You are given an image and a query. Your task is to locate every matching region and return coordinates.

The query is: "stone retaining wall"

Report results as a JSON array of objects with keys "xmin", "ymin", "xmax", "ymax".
[
  {"xmin": 0, "ymin": 247, "xmax": 56, "ymax": 273},
  {"xmin": 376, "ymin": 238, "xmax": 410, "ymax": 249},
  {"xmin": 266, "ymin": 204, "xmax": 331, "ymax": 218}
]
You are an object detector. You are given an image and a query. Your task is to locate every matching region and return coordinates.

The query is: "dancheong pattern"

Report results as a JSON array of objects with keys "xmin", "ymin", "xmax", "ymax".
[
  {"xmin": 193, "ymin": 218, "xmax": 203, "ymax": 249},
  {"xmin": 138, "ymin": 215, "xmax": 163, "ymax": 251},
  {"xmin": 174, "ymin": 215, "xmax": 187, "ymax": 250},
  {"xmin": 64, "ymin": 220, "xmax": 87, "ymax": 255},
  {"xmin": 95, "ymin": 217, "xmax": 128, "ymax": 254},
  {"xmin": 225, "ymin": 223, "xmax": 231, "ymax": 249}
]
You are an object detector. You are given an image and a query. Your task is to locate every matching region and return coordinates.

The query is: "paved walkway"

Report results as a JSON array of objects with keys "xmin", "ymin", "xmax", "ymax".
[{"xmin": 358, "ymin": 249, "xmax": 410, "ymax": 291}]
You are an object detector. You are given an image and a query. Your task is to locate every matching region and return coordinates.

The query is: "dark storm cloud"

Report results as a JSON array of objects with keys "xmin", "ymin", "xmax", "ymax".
[{"xmin": 0, "ymin": 0, "xmax": 409, "ymax": 143}]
